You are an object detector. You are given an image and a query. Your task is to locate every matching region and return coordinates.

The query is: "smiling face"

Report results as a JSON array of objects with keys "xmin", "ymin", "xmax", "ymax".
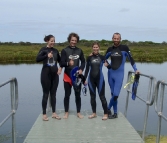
[
  {"xmin": 69, "ymin": 36, "xmax": 77, "ymax": 47},
  {"xmin": 112, "ymin": 33, "xmax": 121, "ymax": 47},
  {"xmin": 92, "ymin": 44, "xmax": 100, "ymax": 55},
  {"xmin": 47, "ymin": 37, "xmax": 55, "ymax": 48}
]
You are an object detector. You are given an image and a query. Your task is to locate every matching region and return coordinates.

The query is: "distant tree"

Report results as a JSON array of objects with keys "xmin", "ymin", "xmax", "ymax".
[
  {"xmin": 84, "ymin": 42, "xmax": 92, "ymax": 47},
  {"xmin": 162, "ymin": 41, "xmax": 167, "ymax": 45}
]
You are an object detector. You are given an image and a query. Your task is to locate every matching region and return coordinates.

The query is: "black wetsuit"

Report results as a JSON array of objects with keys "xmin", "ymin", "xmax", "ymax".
[
  {"xmin": 84, "ymin": 54, "xmax": 108, "ymax": 114},
  {"xmin": 60, "ymin": 46, "xmax": 85, "ymax": 113},
  {"xmin": 36, "ymin": 47, "xmax": 61, "ymax": 114}
]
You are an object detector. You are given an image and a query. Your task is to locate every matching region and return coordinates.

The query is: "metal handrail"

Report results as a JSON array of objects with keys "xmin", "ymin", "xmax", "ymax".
[
  {"xmin": 0, "ymin": 78, "xmax": 18, "ymax": 143},
  {"xmin": 124, "ymin": 71, "xmax": 157, "ymax": 140},
  {"xmin": 154, "ymin": 80, "xmax": 167, "ymax": 143}
]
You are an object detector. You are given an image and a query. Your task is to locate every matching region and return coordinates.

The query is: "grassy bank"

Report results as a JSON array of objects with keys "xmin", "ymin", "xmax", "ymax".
[
  {"xmin": 0, "ymin": 45, "xmax": 167, "ymax": 63},
  {"xmin": 0, "ymin": 134, "xmax": 167, "ymax": 143},
  {"xmin": 145, "ymin": 135, "xmax": 167, "ymax": 143}
]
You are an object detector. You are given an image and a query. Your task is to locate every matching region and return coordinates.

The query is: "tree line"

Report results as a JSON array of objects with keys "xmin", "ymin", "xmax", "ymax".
[{"xmin": 0, "ymin": 39, "xmax": 167, "ymax": 47}]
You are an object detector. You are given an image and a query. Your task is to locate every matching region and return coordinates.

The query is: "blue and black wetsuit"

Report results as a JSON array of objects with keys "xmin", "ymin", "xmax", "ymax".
[
  {"xmin": 106, "ymin": 45, "xmax": 137, "ymax": 115},
  {"xmin": 60, "ymin": 46, "xmax": 85, "ymax": 113},
  {"xmin": 36, "ymin": 47, "xmax": 61, "ymax": 114},
  {"xmin": 84, "ymin": 54, "xmax": 108, "ymax": 114}
]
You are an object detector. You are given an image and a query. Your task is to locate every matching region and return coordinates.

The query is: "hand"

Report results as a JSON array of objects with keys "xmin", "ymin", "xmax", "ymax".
[
  {"xmin": 135, "ymin": 70, "xmax": 140, "ymax": 74},
  {"xmin": 69, "ymin": 60, "xmax": 74, "ymax": 66},
  {"xmin": 78, "ymin": 69, "xmax": 82, "ymax": 74},
  {"xmin": 84, "ymin": 81, "xmax": 87, "ymax": 85},
  {"xmin": 48, "ymin": 51, "xmax": 53, "ymax": 58},
  {"xmin": 89, "ymin": 53, "xmax": 93, "ymax": 56},
  {"xmin": 104, "ymin": 60, "xmax": 109, "ymax": 67},
  {"xmin": 57, "ymin": 67, "xmax": 62, "ymax": 75}
]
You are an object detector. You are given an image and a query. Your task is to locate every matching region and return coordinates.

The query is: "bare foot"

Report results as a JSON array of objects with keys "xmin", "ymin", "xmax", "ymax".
[
  {"xmin": 52, "ymin": 112, "xmax": 61, "ymax": 120},
  {"xmin": 88, "ymin": 113, "xmax": 97, "ymax": 119},
  {"xmin": 102, "ymin": 114, "xmax": 108, "ymax": 120},
  {"xmin": 42, "ymin": 114, "xmax": 49, "ymax": 121},
  {"xmin": 77, "ymin": 113, "xmax": 84, "ymax": 119},
  {"xmin": 63, "ymin": 112, "xmax": 69, "ymax": 119}
]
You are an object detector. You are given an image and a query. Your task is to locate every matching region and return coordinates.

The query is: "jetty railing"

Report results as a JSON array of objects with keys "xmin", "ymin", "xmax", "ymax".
[
  {"xmin": 124, "ymin": 71, "xmax": 157, "ymax": 140},
  {"xmin": 154, "ymin": 80, "xmax": 167, "ymax": 143},
  {"xmin": 0, "ymin": 78, "xmax": 18, "ymax": 143}
]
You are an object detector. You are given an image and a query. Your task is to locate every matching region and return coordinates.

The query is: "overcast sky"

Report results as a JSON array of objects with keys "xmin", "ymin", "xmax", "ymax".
[{"xmin": 0, "ymin": 0, "xmax": 167, "ymax": 43}]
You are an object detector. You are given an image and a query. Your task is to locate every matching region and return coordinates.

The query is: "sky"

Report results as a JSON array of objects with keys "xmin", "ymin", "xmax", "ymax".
[{"xmin": 0, "ymin": 0, "xmax": 167, "ymax": 43}]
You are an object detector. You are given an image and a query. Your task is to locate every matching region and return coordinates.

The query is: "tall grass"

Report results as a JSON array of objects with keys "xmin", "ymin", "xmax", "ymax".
[{"xmin": 0, "ymin": 45, "xmax": 167, "ymax": 63}]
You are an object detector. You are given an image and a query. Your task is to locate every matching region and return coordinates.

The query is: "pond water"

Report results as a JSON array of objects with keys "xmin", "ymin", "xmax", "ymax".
[{"xmin": 0, "ymin": 62, "xmax": 167, "ymax": 143}]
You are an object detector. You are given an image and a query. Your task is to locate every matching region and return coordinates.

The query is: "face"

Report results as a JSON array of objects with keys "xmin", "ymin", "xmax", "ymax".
[
  {"xmin": 112, "ymin": 34, "xmax": 121, "ymax": 46},
  {"xmin": 47, "ymin": 37, "xmax": 55, "ymax": 48},
  {"xmin": 70, "ymin": 36, "xmax": 77, "ymax": 47},
  {"xmin": 92, "ymin": 44, "xmax": 100, "ymax": 55}
]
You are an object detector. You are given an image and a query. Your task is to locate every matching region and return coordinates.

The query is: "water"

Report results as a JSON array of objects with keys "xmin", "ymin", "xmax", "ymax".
[{"xmin": 0, "ymin": 62, "xmax": 167, "ymax": 143}]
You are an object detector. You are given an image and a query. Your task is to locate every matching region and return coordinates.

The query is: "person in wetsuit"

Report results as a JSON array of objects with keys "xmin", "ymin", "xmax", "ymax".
[
  {"xmin": 60, "ymin": 32, "xmax": 85, "ymax": 119},
  {"xmin": 105, "ymin": 33, "xmax": 140, "ymax": 119},
  {"xmin": 36, "ymin": 35, "xmax": 62, "ymax": 121},
  {"xmin": 84, "ymin": 42, "xmax": 108, "ymax": 120}
]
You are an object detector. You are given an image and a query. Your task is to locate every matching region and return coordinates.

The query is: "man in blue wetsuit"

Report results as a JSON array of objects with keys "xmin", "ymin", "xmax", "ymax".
[{"xmin": 105, "ymin": 33, "xmax": 140, "ymax": 119}]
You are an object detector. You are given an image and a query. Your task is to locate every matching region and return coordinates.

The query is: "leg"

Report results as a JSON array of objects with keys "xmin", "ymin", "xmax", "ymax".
[
  {"xmin": 88, "ymin": 81, "xmax": 97, "ymax": 119},
  {"xmin": 108, "ymin": 79, "xmax": 115, "ymax": 110},
  {"xmin": 111, "ymin": 96, "xmax": 118, "ymax": 119},
  {"xmin": 74, "ymin": 84, "xmax": 83, "ymax": 119},
  {"xmin": 109, "ymin": 71, "xmax": 124, "ymax": 119},
  {"xmin": 98, "ymin": 80, "xmax": 108, "ymax": 120},
  {"xmin": 112, "ymin": 71, "xmax": 124, "ymax": 113},
  {"xmin": 50, "ymin": 73, "xmax": 61, "ymax": 120},
  {"xmin": 63, "ymin": 81, "xmax": 72, "ymax": 119},
  {"xmin": 41, "ymin": 68, "xmax": 51, "ymax": 121}
]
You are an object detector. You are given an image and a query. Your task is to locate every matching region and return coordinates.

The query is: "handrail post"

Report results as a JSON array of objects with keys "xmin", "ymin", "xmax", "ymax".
[
  {"xmin": 156, "ymin": 83, "xmax": 164, "ymax": 143},
  {"xmin": 142, "ymin": 78, "xmax": 152, "ymax": 140},
  {"xmin": 10, "ymin": 80, "xmax": 16, "ymax": 143},
  {"xmin": 124, "ymin": 71, "xmax": 132, "ymax": 117}
]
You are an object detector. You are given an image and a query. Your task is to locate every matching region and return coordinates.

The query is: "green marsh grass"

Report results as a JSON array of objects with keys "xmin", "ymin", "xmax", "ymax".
[
  {"xmin": 0, "ymin": 45, "xmax": 167, "ymax": 63},
  {"xmin": 145, "ymin": 135, "xmax": 167, "ymax": 143}
]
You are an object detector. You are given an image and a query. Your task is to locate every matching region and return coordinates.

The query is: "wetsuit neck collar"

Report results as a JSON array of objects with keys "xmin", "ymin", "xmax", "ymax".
[
  {"xmin": 92, "ymin": 53, "xmax": 99, "ymax": 56},
  {"xmin": 113, "ymin": 44, "xmax": 121, "ymax": 48},
  {"xmin": 69, "ymin": 46, "xmax": 76, "ymax": 49},
  {"xmin": 46, "ymin": 46, "xmax": 53, "ymax": 49}
]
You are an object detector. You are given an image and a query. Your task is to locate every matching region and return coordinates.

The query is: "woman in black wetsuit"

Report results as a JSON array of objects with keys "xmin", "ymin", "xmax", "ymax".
[
  {"xmin": 36, "ymin": 35, "xmax": 62, "ymax": 121},
  {"xmin": 84, "ymin": 42, "xmax": 108, "ymax": 120}
]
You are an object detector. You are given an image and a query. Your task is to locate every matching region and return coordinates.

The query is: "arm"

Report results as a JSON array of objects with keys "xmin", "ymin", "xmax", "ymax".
[
  {"xmin": 84, "ymin": 57, "xmax": 90, "ymax": 80},
  {"xmin": 56, "ymin": 50, "xmax": 63, "ymax": 75},
  {"xmin": 36, "ymin": 48, "xmax": 47, "ymax": 62},
  {"xmin": 79, "ymin": 50, "xmax": 86, "ymax": 71},
  {"xmin": 105, "ymin": 48, "xmax": 112, "ymax": 69},
  {"xmin": 60, "ymin": 49, "xmax": 69, "ymax": 67},
  {"xmin": 56, "ymin": 50, "xmax": 62, "ymax": 67},
  {"xmin": 125, "ymin": 46, "xmax": 137, "ymax": 72}
]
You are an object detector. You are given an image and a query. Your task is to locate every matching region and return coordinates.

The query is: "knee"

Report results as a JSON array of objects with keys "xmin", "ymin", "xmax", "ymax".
[
  {"xmin": 100, "ymin": 96, "xmax": 107, "ymax": 104},
  {"xmin": 64, "ymin": 94, "xmax": 70, "ymax": 100},
  {"xmin": 75, "ymin": 93, "xmax": 81, "ymax": 99},
  {"xmin": 113, "ymin": 96, "xmax": 118, "ymax": 101},
  {"xmin": 90, "ymin": 95, "xmax": 96, "ymax": 100}
]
